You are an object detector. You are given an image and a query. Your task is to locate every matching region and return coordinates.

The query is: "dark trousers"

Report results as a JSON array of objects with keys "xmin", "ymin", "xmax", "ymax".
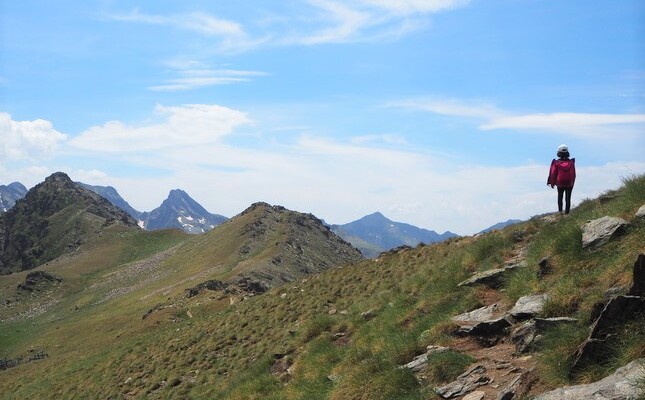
[{"xmin": 557, "ymin": 187, "xmax": 573, "ymax": 214}]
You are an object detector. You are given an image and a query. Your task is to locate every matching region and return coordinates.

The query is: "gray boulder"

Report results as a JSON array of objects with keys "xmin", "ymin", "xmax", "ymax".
[
  {"xmin": 581, "ymin": 216, "xmax": 629, "ymax": 249},
  {"xmin": 452, "ymin": 304, "xmax": 500, "ymax": 323},
  {"xmin": 509, "ymin": 294, "xmax": 548, "ymax": 319},
  {"xmin": 458, "ymin": 264, "xmax": 523, "ymax": 289},
  {"xmin": 635, "ymin": 204, "xmax": 645, "ymax": 219},
  {"xmin": 435, "ymin": 365, "xmax": 491, "ymax": 399},
  {"xmin": 511, "ymin": 317, "xmax": 577, "ymax": 353},
  {"xmin": 534, "ymin": 359, "xmax": 644, "ymax": 400}
]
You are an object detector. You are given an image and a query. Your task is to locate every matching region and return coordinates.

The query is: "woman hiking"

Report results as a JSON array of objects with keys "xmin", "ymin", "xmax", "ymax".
[{"xmin": 547, "ymin": 144, "xmax": 576, "ymax": 214}]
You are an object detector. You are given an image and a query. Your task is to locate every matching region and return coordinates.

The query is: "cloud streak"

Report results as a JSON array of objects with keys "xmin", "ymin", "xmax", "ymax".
[{"xmin": 393, "ymin": 98, "xmax": 645, "ymax": 138}]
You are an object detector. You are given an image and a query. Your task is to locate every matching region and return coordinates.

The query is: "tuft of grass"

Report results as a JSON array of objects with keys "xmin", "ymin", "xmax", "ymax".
[{"xmin": 423, "ymin": 350, "xmax": 475, "ymax": 384}]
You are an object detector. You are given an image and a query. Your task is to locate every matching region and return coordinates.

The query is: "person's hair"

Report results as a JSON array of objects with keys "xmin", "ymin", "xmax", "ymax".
[{"xmin": 557, "ymin": 150, "xmax": 570, "ymax": 159}]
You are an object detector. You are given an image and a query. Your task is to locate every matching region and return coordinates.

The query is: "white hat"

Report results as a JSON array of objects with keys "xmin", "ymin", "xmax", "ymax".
[{"xmin": 557, "ymin": 144, "xmax": 568, "ymax": 152}]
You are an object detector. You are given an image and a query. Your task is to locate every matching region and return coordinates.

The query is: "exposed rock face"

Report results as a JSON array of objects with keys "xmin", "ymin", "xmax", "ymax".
[
  {"xmin": 458, "ymin": 264, "xmax": 524, "ymax": 289},
  {"xmin": 581, "ymin": 216, "xmax": 629, "ymax": 249},
  {"xmin": 0, "ymin": 182, "xmax": 27, "ymax": 212},
  {"xmin": 509, "ymin": 294, "xmax": 548, "ymax": 319},
  {"xmin": 534, "ymin": 359, "xmax": 644, "ymax": 400},
  {"xmin": 184, "ymin": 279, "xmax": 226, "ymax": 298},
  {"xmin": 571, "ymin": 295, "xmax": 645, "ymax": 373},
  {"xmin": 0, "ymin": 172, "xmax": 138, "ymax": 274},
  {"xmin": 571, "ymin": 254, "xmax": 645, "ymax": 373},
  {"xmin": 627, "ymin": 253, "xmax": 644, "ymax": 296},
  {"xmin": 435, "ymin": 365, "xmax": 491, "ymax": 399}
]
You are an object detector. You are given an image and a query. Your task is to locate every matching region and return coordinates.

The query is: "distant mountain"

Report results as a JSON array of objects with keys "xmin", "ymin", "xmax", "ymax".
[
  {"xmin": 0, "ymin": 172, "xmax": 138, "ymax": 274},
  {"xmin": 140, "ymin": 189, "xmax": 227, "ymax": 234},
  {"xmin": 478, "ymin": 219, "xmax": 523, "ymax": 234},
  {"xmin": 77, "ymin": 183, "xmax": 142, "ymax": 220},
  {"xmin": 330, "ymin": 212, "xmax": 458, "ymax": 258},
  {"xmin": 0, "ymin": 182, "xmax": 28, "ymax": 212}
]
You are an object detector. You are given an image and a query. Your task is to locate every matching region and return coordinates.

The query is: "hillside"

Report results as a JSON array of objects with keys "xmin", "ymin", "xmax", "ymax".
[
  {"xmin": 331, "ymin": 212, "xmax": 457, "ymax": 258},
  {"xmin": 0, "ymin": 176, "xmax": 643, "ymax": 399},
  {"xmin": 0, "ymin": 173, "xmax": 138, "ymax": 274}
]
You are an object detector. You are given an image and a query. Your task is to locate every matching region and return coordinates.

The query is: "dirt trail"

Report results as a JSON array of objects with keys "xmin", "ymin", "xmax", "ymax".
[{"xmin": 441, "ymin": 233, "xmax": 548, "ymax": 399}]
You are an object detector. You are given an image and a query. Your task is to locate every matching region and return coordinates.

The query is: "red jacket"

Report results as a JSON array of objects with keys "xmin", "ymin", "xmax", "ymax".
[{"xmin": 548, "ymin": 158, "xmax": 576, "ymax": 188}]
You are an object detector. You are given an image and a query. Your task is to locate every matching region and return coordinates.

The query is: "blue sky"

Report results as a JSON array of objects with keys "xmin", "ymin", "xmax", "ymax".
[{"xmin": 1, "ymin": 0, "xmax": 644, "ymax": 234}]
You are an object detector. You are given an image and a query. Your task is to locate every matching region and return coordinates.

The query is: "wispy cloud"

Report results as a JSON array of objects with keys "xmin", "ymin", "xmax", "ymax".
[
  {"xmin": 106, "ymin": 9, "xmax": 267, "ymax": 52},
  {"xmin": 106, "ymin": 1, "xmax": 470, "ymax": 51},
  {"xmin": 393, "ymin": 98, "xmax": 645, "ymax": 138},
  {"xmin": 149, "ymin": 61, "xmax": 269, "ymax": 91}
]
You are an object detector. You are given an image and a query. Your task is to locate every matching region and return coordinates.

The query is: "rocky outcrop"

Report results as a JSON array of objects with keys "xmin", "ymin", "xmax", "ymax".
[
  {"xmin": 17, "ymin": 271, "xmax": 63, "ymax": 292},
  {"xmin": 452, "ymin": 304, "xmax": 500, "ymax": 323},
  {"xmin": 435, "ymin": 365, "xmax": 491, "ymax": 399},
  {"xmin": 571, "ymin": 254, "xmax": 645, "ymax": 373},
  {"xmin": 508, "ymin": 294, "xmax": 548, "ymax": 319},
  {"xmin": 571, "ymin": 295, "xmax": 645, "ymax": 373},
  {"xmin": 534, "ymin": 359, "xmax": 644, "ymax": 400},
  {"xmin": 581, "ymin": 216, "xmax": 629, "ymax": 250},
  {"xmin": 458, "ymin": 264, "xmax": 524, "ymax": 289}
]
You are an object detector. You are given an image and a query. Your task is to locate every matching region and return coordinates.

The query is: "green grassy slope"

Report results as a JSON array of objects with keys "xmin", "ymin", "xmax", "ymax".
[{"xmin": 0, "ymin": 176, "xmax": 643, "ymax": 399}]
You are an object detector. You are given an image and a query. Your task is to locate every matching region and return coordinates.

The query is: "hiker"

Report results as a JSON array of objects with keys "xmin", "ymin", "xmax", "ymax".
[{"xmin": 547, "ymin": 144, "xmax": 576, "ymax": 214}]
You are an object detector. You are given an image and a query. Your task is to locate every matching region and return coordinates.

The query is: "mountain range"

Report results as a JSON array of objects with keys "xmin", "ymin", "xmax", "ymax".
[
  {"xmin": 2, "ymin": 179, "xmax": 458, "ymax": 252},
  {"xmin": 330, "ymin": 212, "xmax": 458, "ymax": 257}
]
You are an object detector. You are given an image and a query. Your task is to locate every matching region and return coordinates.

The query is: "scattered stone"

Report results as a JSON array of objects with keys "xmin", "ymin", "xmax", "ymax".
[
  {"xmin": 452, "ymin": 304, "xmax": 500, "ymax": 323},
  {"xmin": 537, "ymin": 257, "xmax": 551, "ymax": 278},
  {"xmin": 571, "ymin": 295, "xmax": 645, "ymax": 373},
  {"xmin": 458, "ymin": 264, "xmax": 524, "ymax": 289},
  {"xmin": 339, "ymin": 310, "xmax": 348, "ymax": 315},
  {"xmin": 581, "ymin": 216, "xmax": 629, "ymax": 250},
  {"xmin": 328, "ymin": 308, "xmax": 337, "ymax": 315},
  {"xmin": 270, "ymin": 354, "xmax": 293, "ymax": 382},
  {"xmin": 509, "ymin": 294, "xmax": 548, "ymax": 319},
  {"xmin": 627, "ymin": 253, "xmax": 644, "ymax": 296},
  {"xmin": 534, "ymin": 359, "xmax": 644, "ymax": 400},
  {"xmin": 280, "ymin": 293, "xmax": 287, "ymax": 299},
  {"xmin": 361, "ymin": 309, "xmax": 376, "ymax": 320},
  {"xmin": 401, "ymin": 345, "xmax": 449, "ymax": 373},
  {"xmin": 435, "ymin": 365, "xmax": 491, "ymax": 399},
  {"xmin": 635, "ymin": 204, "xmax": 645, "ymax": 219},
  {"xmin": 463, "ymin": 391, "xmax": 485, "ymax": 400}
]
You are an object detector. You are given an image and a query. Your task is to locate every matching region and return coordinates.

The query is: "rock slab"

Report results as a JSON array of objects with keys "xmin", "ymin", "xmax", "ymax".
[
  {"xmin": 458, "ymin": 264, "xmax": 523, "ymax": 289},
  {"xmin": 635, "ymin": 204, "xmax": 645, "ymax": 219},
  {"xmin": 436, "ymin": 365, "xmax": 491, "ymax": 399},
  {"xmin": 534, "ymin": 359, "xmax": 644, "ymax": 400},
  {"xmin": 401, "ymin": 345, "xmax": 449, "ymax": 373},
  {"xmin": 509, "ymin": 294, "xmax": 548, "ymax": 319},
  {"xmin": 581, "ymin": 216, "xmax": 628, "ymax": 249}
]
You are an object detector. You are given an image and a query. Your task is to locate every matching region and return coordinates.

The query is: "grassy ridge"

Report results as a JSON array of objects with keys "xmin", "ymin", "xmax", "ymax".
[{"xmin": 0, "ymin": 176, "xmax": 643, "ymax": 399}]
